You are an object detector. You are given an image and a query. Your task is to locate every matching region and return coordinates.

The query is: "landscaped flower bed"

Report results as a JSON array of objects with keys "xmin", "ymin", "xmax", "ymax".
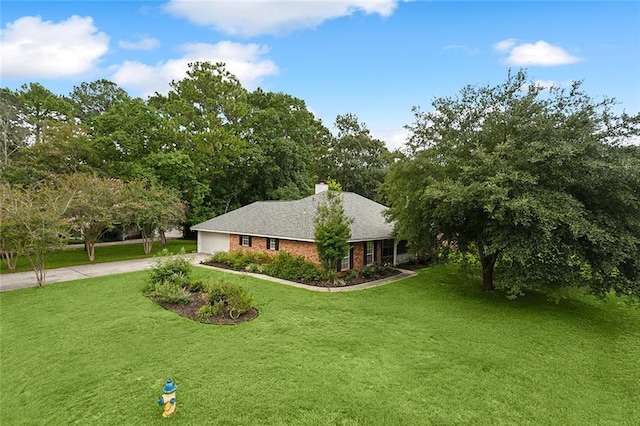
[
  {"xmin": 144, "ymin": 249, "xmax": 258, "ymax": 324},
  {"xmin": 203, "ymin": 249, "xmax": 400, "ymax": 287}
]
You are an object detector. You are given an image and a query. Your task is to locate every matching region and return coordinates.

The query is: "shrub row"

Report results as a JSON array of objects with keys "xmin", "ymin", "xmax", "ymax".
[{"xmin": 209, "ymin": 250, "xmax": 323, "ymax": 283}]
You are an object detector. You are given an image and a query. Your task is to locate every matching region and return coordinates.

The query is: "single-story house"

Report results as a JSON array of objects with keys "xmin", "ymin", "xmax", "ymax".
[{"xmin": 191, "ymin": 184, "xmax": 410, "ymax": 271}]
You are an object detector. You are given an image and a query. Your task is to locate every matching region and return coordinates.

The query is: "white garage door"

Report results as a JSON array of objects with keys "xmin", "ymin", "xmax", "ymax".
[{"xmin": 198, "ymin": 232, "xmax": 230, "ymax": 254}]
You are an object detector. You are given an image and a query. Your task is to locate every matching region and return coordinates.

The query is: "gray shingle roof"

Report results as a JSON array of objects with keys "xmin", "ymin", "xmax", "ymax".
[{"xmin": 191, "ymin": 192, "xmax": 393, "ymax": 242}]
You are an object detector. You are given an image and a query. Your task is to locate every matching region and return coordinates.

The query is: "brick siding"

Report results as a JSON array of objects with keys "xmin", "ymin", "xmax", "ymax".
[
  {"xmin": 230, "ymin": 234, "xmax": 320, "ymax": 264},
  {"xmin": 229, "ymin": 234, "xmax": 387, "ymax": 270}
]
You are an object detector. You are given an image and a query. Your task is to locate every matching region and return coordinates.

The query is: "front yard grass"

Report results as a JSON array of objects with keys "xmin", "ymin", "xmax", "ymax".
[
  {"xmin": 1, "ymin": 263, "xmax": 639, "ymax": 425},
  {"xmin": 0, "ymin": 239, "xmax": 197, "ymax": 274}
]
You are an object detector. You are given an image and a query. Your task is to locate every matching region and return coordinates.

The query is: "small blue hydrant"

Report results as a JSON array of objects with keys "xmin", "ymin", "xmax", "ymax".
[{"xmin": 157, "ymin": 379, "xmax": 177, "ymax": 418}]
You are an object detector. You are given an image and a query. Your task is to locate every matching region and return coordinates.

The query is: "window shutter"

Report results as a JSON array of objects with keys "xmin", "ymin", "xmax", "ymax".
[
  {"xmin": 374, "ymin": 240, "xmax": 378, "ymax": 264},
  {"xmin": 239, "ymin": 235, "xmax": 242, "ymax": 246},
  {"xmin": 266, "ymin": 238, "xmax": 270, "ymax": 249},
  {"xmin": 349, "ymin": 245, "xmax": 354, "ymax": 270},
  {"xmin": 362, "ymin": 242, "xmax": 366, "ymax": 268},
  {"xmin": 248, "ymin": 236, "xmax": 252, "ymax": 247},
  {"xmin": 275, "ymin": 239, "xmax": 279, "ymax": 251}
]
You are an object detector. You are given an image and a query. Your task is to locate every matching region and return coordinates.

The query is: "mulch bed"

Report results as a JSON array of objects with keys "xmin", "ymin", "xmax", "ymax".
[
  {"xmin": 200, "ymin": 261, "xmax": 401, "ymax": 287},
  {"xmin": 152, "ymin": 293, "xmax": 259, "ymax": 325}
]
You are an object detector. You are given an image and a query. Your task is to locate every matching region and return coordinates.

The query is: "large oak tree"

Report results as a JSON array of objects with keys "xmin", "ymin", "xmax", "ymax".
[{"xmin": 383, "ymin": 70, "xmax": 640, "ymax": 297}]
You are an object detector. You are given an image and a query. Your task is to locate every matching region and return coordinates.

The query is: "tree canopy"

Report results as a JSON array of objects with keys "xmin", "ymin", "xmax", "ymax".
[
  {"xmin": 314, "ymin": 113, "xmax": 393, "ymax": 201},
  {"xmin": 382, "ymin": 70, "xmax": 640, "ymax": 298}
]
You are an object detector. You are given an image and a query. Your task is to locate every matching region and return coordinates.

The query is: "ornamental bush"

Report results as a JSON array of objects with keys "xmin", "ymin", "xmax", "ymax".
[
  {"xmin": 208, "ymin": 249, "xmax": 271, "ymax": 269},
  {"xmin": 146, "ymin": 280, "xmax": 191, "ymax": 305},
  {"xmin": 263, "ymin": 252, "xmax": 323, "ymax": 282},
  {"xmin": 148, "ymin": 248, "xmax": 192, "ymax": 286},
  {"xmin": 202, "ymin": 280, "xmax": 254, "ymax": 319}
]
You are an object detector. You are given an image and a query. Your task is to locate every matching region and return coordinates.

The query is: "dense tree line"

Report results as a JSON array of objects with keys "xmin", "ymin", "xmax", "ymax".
[
  {"xmin": 0, "ymin": 62, "xmax": 392, "ymax": 283},
  {"xmin": 1, "ymin": 62, "xmax": 393, "ymax": 230}
]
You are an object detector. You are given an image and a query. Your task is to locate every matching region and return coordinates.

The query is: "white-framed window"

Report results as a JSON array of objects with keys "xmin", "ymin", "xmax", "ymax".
[
  {"xmin": 339, "ymin": 254, "xmax": 350, "ymax": 271},
  {"xmin": 241, "ymin": 235, "xmax": 251, "ymax": 247},
  {"xmin": 365, "ymin": 241, "xmax": 374, "ymax": 265},
  {"xmin": 267, "ymin": 238, "xmax": 279, "ymax": 251},
  {"xmin": 339, "ymin": 247, "xmax": 351, "ymax": 271}
]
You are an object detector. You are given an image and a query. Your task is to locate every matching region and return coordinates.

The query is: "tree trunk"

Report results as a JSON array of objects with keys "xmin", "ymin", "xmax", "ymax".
[
  {"xmin": 481, "ymin": 253, "xmax": 497, "ymax": 292},
  {"xmin": 1, "ymin": 240, "xmax": 17, "ymax": 270},
  {"xmin": 141, "ymin": 229, "xmax": 153, "ymax": 254},
  {"xmin": 86, "ymin": 240, "xmax": 95, "ymax": 261},
  {"xmin": 2, "ymin": 250, "xmax": 17, "ymax": 270},
  {"xmin": 159, "ymin": 230, "xmax": 167, "ymax": 247},
  {"xmin": 33, "ymin": 258, "xmax": 46, "ymax": 287}
]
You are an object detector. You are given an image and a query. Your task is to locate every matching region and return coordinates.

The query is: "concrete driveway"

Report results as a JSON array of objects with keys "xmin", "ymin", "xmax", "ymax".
[{"xmin": 0, "ymin": 254, "xmax": 209, "ymax": 292}]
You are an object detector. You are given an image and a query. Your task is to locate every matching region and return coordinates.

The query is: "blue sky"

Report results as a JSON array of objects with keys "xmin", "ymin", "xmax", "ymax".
[{"xmin": 2, "ymin": 1, "xmax": 639, "ymax": 149}]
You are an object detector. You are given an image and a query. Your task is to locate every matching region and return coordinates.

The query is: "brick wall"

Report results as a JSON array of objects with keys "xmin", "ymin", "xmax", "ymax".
[
  {"xmin": 229, "ymin": 234, "xmax": 388, "ymax": 270},
  {"xmin": 353, "ymin": 242, "xmax": 364, "ymax": 270},
  {"xmin": 229, "ymin": 234, "xmax": 320, "ymax": 264}
]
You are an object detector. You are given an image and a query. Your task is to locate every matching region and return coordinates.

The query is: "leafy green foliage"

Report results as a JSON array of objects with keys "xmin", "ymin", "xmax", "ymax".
[
  {"xmin": 383, "ymin": 70, "xmax": 640, "ymax": 297},
  {"xmin": 361, "ymin": 263, "xmax": 394, "ymax": 279},
  {"xmin": 314, "ymin": 190, "xmax": 353, "ymax": 275},
  {"xmin": 209, "ymin": 249, "xmax": 322, "ymax": 282},
  {"xmin": 262, "ymin": 252, "xmax": 324, "ymax": 282},
  {"xmin": 122, "ymin": 179, "xmax": 185, "ymax": 254},
  {"xmin": 59, "ymin": 173, "xmax": 126, "ymax": 261},
  {"xmin": 204, "ymin": 280, "xmax": 254, "ymax": 319},
  {"xmin": 0, "ymin": 182, "xmax": 76, "ymax": 286},
  {"xmin": 314, "ymin": 114, "xmax": 394, "ymax": 201},
  {"xmin": 145, "ymin": 280, "xmax": 191, "ymax": 305},
  {"xmin": 208, "ymin": 249, "xmax": 271, "ymax": 269},
  {"xmin": 148, "ymin": 248, "xmax": 193, "ymax": 287}
]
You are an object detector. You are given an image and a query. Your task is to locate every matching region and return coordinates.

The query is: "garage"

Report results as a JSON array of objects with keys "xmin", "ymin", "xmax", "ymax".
[{"xmin": 197, "ymin": 231, "xmax": 230, "ymax": 254}]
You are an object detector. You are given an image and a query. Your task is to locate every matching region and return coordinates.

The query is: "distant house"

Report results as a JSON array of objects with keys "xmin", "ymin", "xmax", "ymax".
[{"xmin": 191, "ymin": 184, "xmax": 410, "ymax": 271}]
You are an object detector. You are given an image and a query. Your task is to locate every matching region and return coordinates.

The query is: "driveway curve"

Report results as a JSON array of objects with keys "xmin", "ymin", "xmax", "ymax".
[{"xmin": 0, "ymin": 254, "xmax": 209, "ymax": 292}]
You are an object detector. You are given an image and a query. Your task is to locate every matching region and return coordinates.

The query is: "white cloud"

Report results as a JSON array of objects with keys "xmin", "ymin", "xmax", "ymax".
[
  {"xmin": 370, "ymin": 126, "xmax": 409, "ymax": 151},
  {"xmin": 110, "ymin": 41, "xmax": 278, "ymax": 97},
  {"xmin": 493, "ymin": 38, "xmax": 517, "ymax": 52},
  {"xmin": 119, "ymin": 36, "xmax": 160, "ymax": 51},
  {"xmin": 494, "ymin": 39, "xmax": 582, "ymax": 66},
  {"xmin": 0, "ymin": 15, "xmax": 109, "ymax": 79},
  {"xmin": 164, "ymin": 0, "xmax": 400, "ymax": 37}
]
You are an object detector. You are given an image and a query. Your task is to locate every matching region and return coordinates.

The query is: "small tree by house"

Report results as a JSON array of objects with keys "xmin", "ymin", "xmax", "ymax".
[{"xmin": 314, "ymin": 186, "xmax": 353, "ymax": 279}]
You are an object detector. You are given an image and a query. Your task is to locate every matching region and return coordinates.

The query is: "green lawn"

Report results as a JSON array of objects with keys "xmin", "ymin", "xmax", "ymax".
[
  {"xmin": 1, "ymin": 263, "xmax": 639, "ymax": 425},
  {"xmin": 0, "ymin": 239, "xmax": 197, "ymax": 274}
]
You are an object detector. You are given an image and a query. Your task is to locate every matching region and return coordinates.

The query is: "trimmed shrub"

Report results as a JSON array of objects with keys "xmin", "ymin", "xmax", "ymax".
[
  {"xmin": 263, "ymin": 252, "xmax": 323, "ymax": 282},
  {"xmin": 361, "ymin": 265, "xmax": 377, "ymax": 279},
  {"xmin": 196, "ymin": 304, "xmax": 219, "ymax": 322},
  {"xmin": 146, "ymin": 280, "xmax": 191, "ymax": 305},
  {"xmin": 149, "ymin": 248, "xmax": 192, "ymax": 286},
  {"xmin": 209, "ymin": 249, "xmax": 271, "ymax": 269},
  {"xmin": 245, "ymin": 263, "xmax": 264, "ymax": 273},
  {"xmin": 344, "ymin": 270, "xmax": 359, "ymax": 281},
  {"xmin": 186, "ymin": 280, "xmax": 205, "ymax": 293},
  {"xmin": 206, "ymin": 280, "xmax": 254, "ymax": 319}
]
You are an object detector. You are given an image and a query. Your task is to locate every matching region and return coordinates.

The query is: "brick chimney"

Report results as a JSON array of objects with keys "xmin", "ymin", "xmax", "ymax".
[{"xmin": 315, "ymin": 182, "xmax": 329, "ymax": 194}]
